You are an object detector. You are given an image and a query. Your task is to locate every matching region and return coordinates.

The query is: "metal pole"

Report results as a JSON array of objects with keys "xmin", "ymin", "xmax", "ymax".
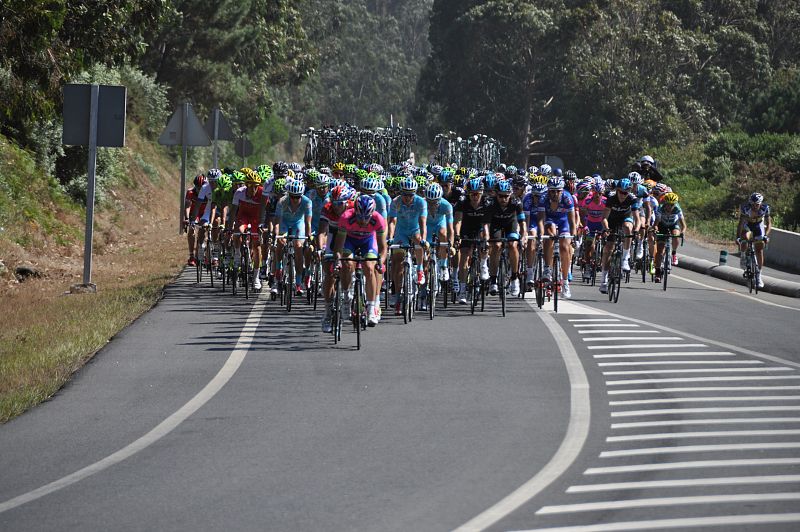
[
  {"xmin": 82, "ymin": 84, "xmax": 99, "ymax": 287},
  {"xmin": 179, "ymin": 102, "xmax": 188, "ymax": 234},
  {"xmin": 212, "ymin": 107, "xmax": 220, "ymax": 169}
]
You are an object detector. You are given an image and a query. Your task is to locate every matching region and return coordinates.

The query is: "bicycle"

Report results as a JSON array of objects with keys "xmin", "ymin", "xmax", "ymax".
[
  {"xmin": 606, "ymin": 229, "xmax": 631, "ymax": 304},
  {"xmin": 307, "ymin": 247, "xmax": 323, "ymax": 310},
  {"xmin": 277, "ymin": 234, "xmax": 306, "ymax": 312},
  {"xmin": 656, "ymin": 232, "xmax": 684, "ymax": 291},
  {"xmin": 389, "ymin": 242, "xmax": 419, "ymax": 324},
  {"xmin": 330, "ymin": 263, "xmax": 343, "ymax": 344},
  {"xmin": 533, "ymin": 237, "xmax": 547, "ymax": 309},
  {"xmin": 541, "ymin": 234, "xmax": 573, "ymax": 313},
  {"xmin": 738, "ymin": 236, "xmax": 767, "ymax": 294},
  {"xmin": 488, "ymin": 237, "xmax": 512, "ymax": 317},
  {"xmin": 460, "ymin": 238, "xmax": 487, "ymax": 315},
  {"xmin": 426, "ymin": 238, "xmax": 451, "ymax": 320},
  {"xmin": 231, "ymin": 226, "xmax": 257, "ymax": 299}
]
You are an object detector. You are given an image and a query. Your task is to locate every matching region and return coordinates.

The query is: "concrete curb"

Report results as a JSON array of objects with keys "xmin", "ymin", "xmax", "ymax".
[{"xmin": 677, "ymin": 254, "xmax": 800, "ymax": 298}]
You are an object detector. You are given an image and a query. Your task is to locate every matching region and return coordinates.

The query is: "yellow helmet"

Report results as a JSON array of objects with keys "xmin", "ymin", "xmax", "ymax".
[
  {"xmin": 242, "ymin": 167, "xmax": 261, "ymax": 184},
  {"xmin": 332, "ymin": 162, "xmax": 345, "ymax": 172},
  {"xmin": 662, "ymin": 192, "xmax": 679, "ymax": 205}
]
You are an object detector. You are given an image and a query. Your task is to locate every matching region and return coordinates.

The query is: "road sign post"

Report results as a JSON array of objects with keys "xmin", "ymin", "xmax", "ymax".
[
  {"xmin": 63, "ymin": 83, "xmax": 127, "ymax": 292},
  {"xmin": 159, "ymin": 103, "xmax": 211, "ymax": 233}
]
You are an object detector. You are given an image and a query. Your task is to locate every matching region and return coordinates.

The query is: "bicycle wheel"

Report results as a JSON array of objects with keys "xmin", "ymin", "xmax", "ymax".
[
  {"xmin": 243, "ymin": 249, "xmax": 250, "ymax": 300},
  {"xmin": 553, "ymin": 254, "xmax": 560, "ymax": 313},
  {"xmin": 196, "ymin": 253, "xmax": 202, "ymax": 284},
  {"xmin": 286, "ymin": 258, "xmax": 294, "ymax": 312},
  {"xmin": 407, "ymin": 263, "xmax": 415, "ymax": 322},
  {"xmin": 333, "ymin": 278, "xmax": 342, "ymax": 344},
  {"xmin": 207, "ymin": 238, "xmax": 215, "ymax": 289},
  {"xmin": 498, "ymin": 255, "xmax": 507, "ymax": 317},
  {"xmin": 428, "ymin": 258, "xmax": 436, "ymax": 320},
  {"xmin": 470, "ymin": 258, "xmax": 479, "ymax": 315},
  {"xmin": 354, "ymin": 274, "xmax": 362, "ymax": 350},
  {"xmin": 442, "ymin": 264, "xmax": 450, "ymax": 309},
  {"xmin": 641, "ymin": 245, "xmax": 648, "ymax": 283},
  {"xmin": 231, "ymin": 260, "xmax": 238, "ymax": 296},
  {"xmin": 402, "ymin": 261, "xmax": 410, "ymax": 324},
  {"xmin": 535, "ymin": 255, "xmax": 545, "ymax": 309}
]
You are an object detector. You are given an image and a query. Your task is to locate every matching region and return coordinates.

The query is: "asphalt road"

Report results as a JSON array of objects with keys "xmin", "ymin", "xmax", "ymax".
[{"xmin": 0, "ymin": 261, "xmax": 797, "ymax": 531}]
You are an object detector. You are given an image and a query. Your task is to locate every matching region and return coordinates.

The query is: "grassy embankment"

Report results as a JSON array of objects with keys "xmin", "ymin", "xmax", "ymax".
[{"xmin": 0, "ymin": 126, "xmax": 184, "ymax": 423}]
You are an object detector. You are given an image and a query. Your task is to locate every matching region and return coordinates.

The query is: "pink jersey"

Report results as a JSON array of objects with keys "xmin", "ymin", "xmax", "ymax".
[
  {"xmin": 580, "ymin": 192, "xmax": 606, "ymax": 223},
  {"xmin": 337, "ymin": 209, "xmax": 386, "ymax": 240}
]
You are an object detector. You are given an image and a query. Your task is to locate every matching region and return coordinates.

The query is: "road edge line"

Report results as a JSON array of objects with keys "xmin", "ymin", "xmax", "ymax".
[
  {"xmin": 0, "ymin": 290, "xmax": 268, "ymax": 514},
  {"xmin": 453, "ymin": 305, "xmax": 591, "ymax": 532}
]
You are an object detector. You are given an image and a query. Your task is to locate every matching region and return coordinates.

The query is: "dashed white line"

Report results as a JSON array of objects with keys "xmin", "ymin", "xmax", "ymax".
[
  {"xmin": 572, "ymin": 324, "xmax": 640, "ymax": 328},
  {"xmin": 606, "ymin": 375, "xmax": 800, "ymax": 385},
  {"xmin": 584, "ymin": 336, "xmax": 682, "ymax": 342},
  {"xmin": 598, "ymin": 360, "xmax": 761, "ymax": 366},
  {"xmin": 593, "ymin": 351, "xmax": 734, "ymax": 358},
  {"xmin": 577, "ymin": 330, "xmax": 660, "ymax": 334},
  {"xmin": 611, "ymin": 406, "xmax": 800, "ymax": 417},
  {"xmin": 608, "ymin": 385, "xmax": 800, "ymax": 395},
  {"xmin": 609, "ymin": 395, "xmax": 800, "ymax": 405},
  {"xmin": 603, "ymin": 367, "xmax": 793, "ymax": 375},
  {"xmin": 611, "ymin": 417, "xmax": 800, "ymax": 429},
  {"xmin": 568, "ymin": 318, "xmax": 620, "ymax": 322},
  {"xmin": 536, "ymin": 492, "xmax": 800, "ymax": 515},
  {"xmin": 599, "ymin": 442, "xmax": 800, "ymax": 458},
  {"xmin": 567, "ymin": 474, "xmax": 800, "ymax": 492},
  {"xmin": 510, "ymin": 512, "xmax": 800, "ymax": 532},
  {"xmin": 585, "ymin": 458, "xmax": 800, "ymax": 474},
  {"xmin": 588, "ymin": 343, "xmax": 707, "ymax": 350},
  {"xmin": 606, "ymin": 429, "xmax": 800, "ymax": 442}
]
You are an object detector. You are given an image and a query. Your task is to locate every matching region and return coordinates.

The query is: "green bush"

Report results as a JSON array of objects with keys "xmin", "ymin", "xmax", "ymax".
[
  {"xmin": 704, "ymin": 130, "xmax": 800, "ymax": 163},
  {"xmin": 119, "ymin": 67, "xmax": 169, "ymax": 138}
]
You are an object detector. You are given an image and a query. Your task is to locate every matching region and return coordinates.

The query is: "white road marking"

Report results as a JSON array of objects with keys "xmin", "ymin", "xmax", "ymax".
[
  {"xmin": 611, "ymin": 406, "xmax": 800, "ymax": 417},
  {"xmin": 567, "ymin": 474, "xmax": 800, "ymax": 492},
  {"xmin": 611, "ymin": 418, "xmax": 800, "ymax": 429},
  {"xmin": 588, "ymin": 343, "xmax": 707, "ymax": 350},
  {"xmin": 0, "ymin": 290, "xmax": 269, "ymax": 514},
  {"xmin": 608, "ymin": 385, "xmax": 800, "ymax": 395},
  {"xmin": 584, "ymin": 336, "xmax": 682, "ymax": 342},
  {"xmin": 607, "ymin": 429, "xmax": 800, "ymax": 442},
  {"xmin": 594, "ymin": 351, "xmax": 734, "ymax": 358},
  {"xmin": 609, "ymin": 395, "xmax": 800, "ymax": 405},
  {"xmin": 603, "ymin": 367, "xmax": 793, "ymax": 375},
  {"xmin": 536, "ymin": 492, "xmax": 800, "ymax": 515},
  {"xmin": 585, "ymin": 458, "xmax": 800, "ymax": 474},
  {"xmin": 599, "ymin": 360, "xmax": 761, "ymax": 366},
  {"xmin": 568, "ymin": 318, "xmax": 620, "ymax": 322},
  {"xmin": 453, "ymin": 303, "xmax": 591, "ymax": 532},
  {"xmin": 673, "ymin": 272, "xmax": 800, "ymax": 312},
  {"xmin": 572, "ymin": 324, "xmax": 640, "ymax": 328},
  {"xmin": 509, "ymin": 512, "xmax": 800, "ymax": 532},
  {"xmin": 606, "ymin": 375, "xmax": 800, "ymax": 385},
  {"xmin": 578, "ymin": 330, "xmax": 660, "ymax": 334},
  {"xmin": 599, "ymin": 443, "xmax": 800, "ymax": 458}
]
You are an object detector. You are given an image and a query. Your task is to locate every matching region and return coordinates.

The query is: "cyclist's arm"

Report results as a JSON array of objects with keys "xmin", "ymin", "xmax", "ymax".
[
  {"xmin": 764, "ymin": 211, "xmax": 772, "ymax": 237},
  {"xmin": 536, "ymin": 209, "xmax": 545, "ymax": 236},
  {"xmin": 228, "ymin": 204, "xmax": 239, "ymax": 230},
  {"xmin": 387, "ymin": 217, "xmax": 396, "ymax": 240},
  {"xmin": 453, "ymin": 211, "xmax": 463, "ymax": 236},
  {"xmin": 602, "ymin": 207, "xmax": 611, "ymax": 231},
  {"xmin": 317, "ymin": 219, "xmax": 328, "ymax": 250},
  {"xmin": 332, "ymin": 230, "xmax": 346, "ymax": 255},
  {"xmin": 418, "ymin": 215, "xmax": 427, "ymax": 242},
  {"xmin": 377, "ymin": 230, "xmax": 387, "ymax": 265}
]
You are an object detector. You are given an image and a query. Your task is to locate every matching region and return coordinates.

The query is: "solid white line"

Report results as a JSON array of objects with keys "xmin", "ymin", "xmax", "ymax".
[
  {"xmin": 578, "ymin": 330, "xmax": 660, "ymax": 334},
  {"xmin": 0, "ymin": 290, "xmax": 269, "ymax": 514},
  {"xmin": 594, "ymin": 351, "xmax": 734, "ymax": 358},
  {"xmin": 607, "ymin": 429, "xmax": 800, "ymax": 442},
  {"xmin": 673, "ymin": 272, "xmax": 800, "ymax": 312},
  {"xmin": 599, "ymin": 443, "xmax": 800, "ymax": 458},
  {"xmin": 585, "ymin": 458, "xmax": 800, "ymax": 474},
  {"xmin": 606, "ymin": 375, "xmax": 800, "ymax": 385},
  {"xmin": 568, "ymin": 318, "xmax": 620, "ymax": 322},
  {"xmin": 453, "ymin": 303, "xmax": 590, "ymax": 532},
  {"xmin": 610, "ymin": 395, "xmax": 800, "ymax": 405},
  {"xmin": 608, "ymin": 385, "xmax": 800, "ymax": 394},
  {"xmin": 611, "ymin": 417, "xmax": 800, "ymax": 429},
  {"xmin": 611, "ymin": 406, "xmax": 800, "ymax": 417},
  {"xmin": 603, "ymin": 367, "xmax": 792, "ymax": 375},
  {"xmin": 588, "ymin": 343, "xmax": 707, "ymax": 350},
  {"xmin": 584, "ymin": 336, "xmax": 682, "ymax": 342},
  {"xmin": 572, "ymin": 324, "xmax": 639, "ymax": 328},
  {"xmin": 567, "ymin": 474, "xmax": 800, "ymax": 492},
  {"xmin": 536, "ymin": 492, "xmax": 800, "ymax": 515},
  {"xmin": 599, "ymin": 360, "xmax": 761, "ymax": 366},
  {"xmin": 510, "ymin": 512, "xmax": 800, "ymax": 532}
]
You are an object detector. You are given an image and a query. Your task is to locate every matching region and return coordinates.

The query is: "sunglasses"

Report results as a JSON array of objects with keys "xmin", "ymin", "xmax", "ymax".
[
  {"xmin": 401, "ymin": 192, "xmax": 416, "ymax": 198},
  {"xmin": 497, "ymin": 194, "xmax": 511, "ymax": 199}
]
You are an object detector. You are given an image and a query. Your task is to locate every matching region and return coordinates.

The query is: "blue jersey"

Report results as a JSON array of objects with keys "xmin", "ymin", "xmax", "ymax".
[
  {"xmin": 306, "ymin": 188, "xmax": 327, "ymax": 233},
  {"xmin": 426, "ymin": 198, "xmax": 454, "ymax": 231},
  {"xmin": 367, "ymin": 192, "xmax": 388, "ymax": 220},
  {"xmin": 275, "ymin": 195, "xmax": 312, "ymax": 230},
  {"xmin": 537, "ymin": 191, "xmax": 575, "ymax": 222},
  {"xmin": 389, "ymin": 194, "xmax": 428, "ymax": 234}
]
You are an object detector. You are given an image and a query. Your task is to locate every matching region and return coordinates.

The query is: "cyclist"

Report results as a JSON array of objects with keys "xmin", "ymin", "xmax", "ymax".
[
  {"xmin": 359, "ymin": 173, "xmax": 388, "ymax": 219},
  {"xmin": 577, "ymin": 180, "xmax": 606, "ymax": 278},
  {"xmin": 487, "ymin": 179, "xmax": 527, "ymax": 297},
  {"xmin": 319, "ymin": 185, "xmax": 355, "ymax": 332},
  {"xmin": 737, "ymin": 192, "xmax": 772, "ymax": 289},
  {"xmin": 633, "ymin": 154, "xmax": 664, "ymax": 182},
  {"xmin": 537, "ymin": 175, "xmax": 576, "ymax": 299},
  {"xmin": 599, "ymin": 177, "xmax": 638, "ymax": 293},
  {"xmin": 229, "ymin": 168, "xmax": 268, "ymax": 291},
  {"xmin": 184, "ymin": 173, "xmax": 212, "ymax": 267},
  {"xmin": 629, "ymin": 171, "xmax": 650, "ymax": 260},
  {"xmin": 273, "ymin": 179, "xmax": 313, "ymax": 296},
  {"xmin": 209, "ymin": 169, "xmax": 233, "ymax": 273},
  {"xmin": 387, "ymin": 176, "xmax": 428, "ymax": 315},
  {"xmin": 453, "ymin": 177, "xmax": 491, "ymax": 304},
  {"xmin": 423, "ymin": 182, "xmax": 455, "ymax": 308},
  {"xmin": 523, "ymin": 177, "xmax": 547, "ymax": 290},
  {"xmin": 652, "ymin": 192, "xmax": 686, "ymax": 283},
  {"xmin": 332, "ymin": 195, "xmax": 388, "ymax": 327}
]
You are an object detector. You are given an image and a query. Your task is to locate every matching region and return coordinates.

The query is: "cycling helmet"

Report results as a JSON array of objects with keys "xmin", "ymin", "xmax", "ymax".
[
  {"xmin": 439, "ymin": 168, "xmax": 454, "ymax": 183},
  {"xmin": 565, "ymin": 170, "xmax": 577, "ymax": 181},
  {"xmin": 639, "ymin": 155, "xmax": 655, "ymax": 166},
  {"xmin": 496, "ymin": 179, "xmax": 512, "ymax": 194},
  {"xmin": 331, "ymin": 162, "xmax": 345, "ymax": 173},
  {"xmin": 355, "ymin": 195, "xmax": 376, "ymax": 221},
  {"xmin": 232, "ymin": 171, "xmax": 245, "ymax": 185},
  {"xmin": 662, "ymin": 192, "xmax": 679, "ymax": 205},
  {"xmin": 366, "ymin": 163, "xmax": 381, "ymax": 174},
  {"xmin": 330, "ymin": 184, "xmax": 353, "ymax": 203},
  {"xmin": 273, "ymin": 177, "xmax": 287, "ymax": 195},
  {"xmin": 576, "ymin": 181, "xmax": 592, "ymax": 195},
  {"xmin": 553, "ymin": 167, "xmax": 563, "ymax": 177},
  {"xmin": 425, "ymin": 183, "xmax": 444, "ymax": 200},
  {"xmin": 361, "ymin": 175, "xmax": 383, "ymax": 193},
  {"xmin": 207, "ymin": 168, "xmax": 221, "ymax": 181},
  {"xmin": 592, "ymin": 181, "xmax": 605, "ymax": 194},
  {"xmin": 528, "ymin": 165, "xmax": 539, "ymax": 176},
  {"xmin": 305, "ymin": 168, "xmax": 320, "ymax": 181},
  {"xmin": 288, "ymin": 162, "xmax": 302, "ymax": 173},
  {"xmin": 388, "ymin": 164, "xmax": 401, "ymax": 176},
  {"xmin": 243, "ymin": 168, "xmax": 261, "ymax": 185},
  {"xmin": 644, "ymin": 179, "xmax": 657, "ymax": 192},
  {"xmin": 286, "ymin": 179, "xmax": 305, "ymax": 196},
  {"xmin": 531, "ymin": 182, "xmax": 547, "ymax": 195},
  {"xmin": 466, "ymin": 177, "xmax": 484, "ymax": 192},
  {"xmin": 617, "ymin": 178, "xmax": 632, "ymax": 191},
  {"xmin": 415, "ymin": 174, "xmax": 428, "ymax": 188},
  {"xmin": 430, "ymin": 164, "xmax": 443, "ymax": 176},
  {"xmin": 355, "ymin": 168, "xmax": 368, "ymax": 182},
  {"xmin": 628, "ymin": 171, "xmax": 643, "ymax": 185},
  {"xmin": 273, "ymin": 161, "xmax": 289, "ymax": 177},
  {"xmin": 497, "ymin": 163, "xmax": 508, "ymax": 173},
  {"xmin": 750, "ymin": 192, "xmax": 764, "ymax": 205},
  {"xmin": 216, "ymin": 173, "xmax": 232, "ymax": 191},
  {"xmin": 399, "ymin": 176, "xmax": 418, "ymax": 193},
  {"xmin": 505, "ymin": 165, "xmax": 518, "ymax": 178},
  {"xmin": 314, "ymin": 172, "xmax": 330, "ymax": 188},
  {"xmin": 457, "ymin": 166, "xmax": 467, "ymax": 176},
  {"xmin": 256, "ymin": 164, "xmax": 271, "ymax": 178},
  {"xmin": 512, "ymin": 176, "xmax": 527, "ymax": 189},
  {"xmin": 547, "ymin": 176, "xmax": 564, "ymax": 190},
  {"xmin": 653, "ymin": 182, "xmax": 669, "ymax": 197},
  {"xmin": 193, "ymin": 174, "xmax": 206, "ymax": 188},
  {"xmin": 540, "ymin": 164, "xmax": 552, "ymax": 176},
  {"xmin": 605, "ymin": 178, "xmax": 617, "ymax": 190},
  {"xmin": 485, "ymin": 173, "xmax": 498, "ymax": 190}
]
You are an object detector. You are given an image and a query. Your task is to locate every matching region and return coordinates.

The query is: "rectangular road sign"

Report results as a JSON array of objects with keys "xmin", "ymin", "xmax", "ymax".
[{"xmin": 63, "ymin": 84, "xmax": 127, "ymax": 147}]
